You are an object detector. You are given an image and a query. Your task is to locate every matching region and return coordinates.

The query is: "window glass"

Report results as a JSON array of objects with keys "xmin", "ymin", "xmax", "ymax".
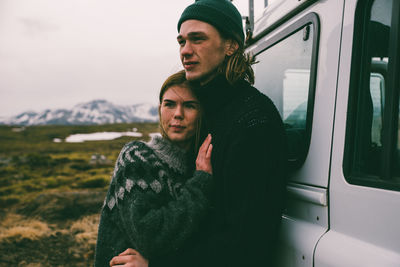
[
  {"xmin": 370, "ymin": 72, "xmax": 384, "ymax": 146},
  {"xmin": 346, "ymin": 0, "xmax": 400, "ymax": 189},
  {"xmin": 254, "ymin": 25, "xmax": 314, "ymax": 168}
]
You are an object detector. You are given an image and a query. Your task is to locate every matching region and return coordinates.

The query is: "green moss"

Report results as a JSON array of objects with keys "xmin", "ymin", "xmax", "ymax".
[
  {"xmin": 0, "ymin": 195, "xmax": 20, "ymax": 207},
  {"xmin": 75, "ymin": 177, "xmax": 109, "ymax": 189},
  {"xmin": 0, "ymin": 123, "xmax": 158, "ymax": 208},
  {"xmin": 70, "ymin": 163, "xmax": 93, "ymax": 171},
  {"xmin": 0, "ymin": 185, "xmax": 17, "ymax": 196},
  {"xmin": 44, "ymin": 177, "xmax": 72, "ymax": 189}
]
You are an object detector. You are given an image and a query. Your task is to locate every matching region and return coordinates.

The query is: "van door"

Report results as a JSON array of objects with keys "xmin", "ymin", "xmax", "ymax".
[
  {"xmin": 246, "ymin": 0, "xmax": 345, "ymax": 265},
  {"xmin": 314, "ymin": 0, "xmax": 400, "ymax": 266}
]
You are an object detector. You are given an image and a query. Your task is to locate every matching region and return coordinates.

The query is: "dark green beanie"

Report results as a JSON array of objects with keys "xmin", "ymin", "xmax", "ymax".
[{"xmin": 177, "ymin": 0, "xmax": 244, "ymax": 45}]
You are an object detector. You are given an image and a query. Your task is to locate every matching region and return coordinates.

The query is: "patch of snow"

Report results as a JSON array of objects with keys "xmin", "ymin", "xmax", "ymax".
[
  {"xmin": 46, "ymin": 112, "xmax": 54, "ymax": 120},
  {"xmin": 16, "ymin": 114, "xmax": 30, "ymax": 122},
  {"xmin": 65, "ymin": 131, "xmax": 143, "ymax": 143},
  {"xmin": 55, "ymin": 112, "xmax": 65, "ymax": 119},
  {"xmin": 12, "ymin": 127, "xmax": 26, "ymax": 132},
  {"xmin": 53, "ymin": 138, "xmax": 62, "ymax": 143}
]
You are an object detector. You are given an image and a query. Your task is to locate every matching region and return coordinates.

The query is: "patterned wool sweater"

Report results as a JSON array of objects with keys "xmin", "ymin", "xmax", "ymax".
[{"xmin": 94, "ymin": 136, "xmax": 213, "ymax": 267}]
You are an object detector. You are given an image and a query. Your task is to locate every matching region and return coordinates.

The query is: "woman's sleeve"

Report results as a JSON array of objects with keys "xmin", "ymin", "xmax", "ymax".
[
  {"xmin": 94, "ymin": 143, "xmax": 139, "ymax": 267},
  {"xmin": 109, "ymin": 142, "xmax": 214, "ymax": 261}
]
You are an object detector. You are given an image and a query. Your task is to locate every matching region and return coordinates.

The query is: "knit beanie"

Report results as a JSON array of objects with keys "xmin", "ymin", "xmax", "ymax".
[{"xmin": 177, "ymin": 0, "xmax": 244, "ymax": 45}]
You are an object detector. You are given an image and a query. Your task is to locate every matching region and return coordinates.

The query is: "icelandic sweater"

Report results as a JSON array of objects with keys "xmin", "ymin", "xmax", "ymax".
[
  {"xmin": 94, "ymin": 136, "xmax": 213, "ymax": 267},
  {"xmin": 151, "ymin": 75, "xmax": 287, "ymax": 267}
]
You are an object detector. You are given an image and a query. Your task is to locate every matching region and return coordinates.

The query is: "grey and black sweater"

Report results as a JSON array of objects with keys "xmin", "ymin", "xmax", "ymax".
[{"xmin": 94, "ymin": 136, "xmax": 213, "ymax": 267}]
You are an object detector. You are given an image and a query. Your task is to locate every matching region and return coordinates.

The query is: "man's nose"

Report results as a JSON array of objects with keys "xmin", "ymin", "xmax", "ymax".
[{"xmin": 180, "ymin": 42, "xmax": 193, "ymax": 57}]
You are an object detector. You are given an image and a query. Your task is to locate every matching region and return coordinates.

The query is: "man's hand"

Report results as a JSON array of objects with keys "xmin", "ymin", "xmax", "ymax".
[{"xmin": 109, "ymin": 248, "xmax": 148, "ymax": 267}]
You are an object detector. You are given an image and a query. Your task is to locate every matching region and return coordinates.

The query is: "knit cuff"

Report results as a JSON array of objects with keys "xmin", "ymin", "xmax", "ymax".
[{"xmin": 187, "ymin": 170, "xmax": 214, "ymax": 197}]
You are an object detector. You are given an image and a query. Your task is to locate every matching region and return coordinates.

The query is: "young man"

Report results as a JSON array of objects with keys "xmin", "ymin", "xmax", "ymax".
[
  {"xmin": 153, "ymin": 0, "xmax": 287, "ymax": 266},
  {"xmin": 109, "ymin": 1, "xmax": 286, "ymax": 266}
]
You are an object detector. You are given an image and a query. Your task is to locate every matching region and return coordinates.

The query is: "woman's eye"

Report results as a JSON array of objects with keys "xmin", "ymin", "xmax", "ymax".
[{"xmin": 185, "ymin": 103, "xmax": 197, "ymax": 109}]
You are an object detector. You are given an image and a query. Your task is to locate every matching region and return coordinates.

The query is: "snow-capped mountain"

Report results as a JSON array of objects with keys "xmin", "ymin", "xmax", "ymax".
[{"xmin": 0, "ymin": 100, "xmax": 158, "ymax": 125}]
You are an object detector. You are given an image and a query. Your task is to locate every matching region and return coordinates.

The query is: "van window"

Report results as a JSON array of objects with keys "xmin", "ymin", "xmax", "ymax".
[
  {"xmin": 344, "ymin": 0, "xmax": 400, "ymax": 190},
  {"xmin": 253, "ymin": 15, "xmax": 319, "ymax": 169}
]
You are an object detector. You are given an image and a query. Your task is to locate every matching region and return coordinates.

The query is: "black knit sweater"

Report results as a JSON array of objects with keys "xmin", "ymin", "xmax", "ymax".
[
  {"xmin": 94, "ymin": 136, "xmax": 213, "ymax": 267},
  {"xmin": 151, "ymin": 75, "xmax": 287, "ymax": 267}
]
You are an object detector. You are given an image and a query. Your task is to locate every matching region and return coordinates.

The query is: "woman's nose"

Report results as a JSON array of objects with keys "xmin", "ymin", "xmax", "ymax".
[{"xmin": 173, "ymin": 105, "xmax": 184, "ymax": 119}]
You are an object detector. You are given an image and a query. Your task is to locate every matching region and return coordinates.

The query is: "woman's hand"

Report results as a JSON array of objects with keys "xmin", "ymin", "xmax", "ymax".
[
  {"xmin": 109, "ymin": 248, "xmax": 148, "ymax": 267},
  {"xmin": 196, "ymin": 134, "xmax": 213, "ymax": 174}
]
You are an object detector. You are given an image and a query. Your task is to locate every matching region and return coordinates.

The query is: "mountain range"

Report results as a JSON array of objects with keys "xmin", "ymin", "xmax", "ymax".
[{"xmin": 0, "ymin": 100, "xmax": 159, "ymax": 125}]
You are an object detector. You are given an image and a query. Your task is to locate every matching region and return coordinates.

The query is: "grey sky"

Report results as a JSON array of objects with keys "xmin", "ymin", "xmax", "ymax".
[{"xmin": 0, "ymin": 0, "xmax": 269, "ymax": 117}]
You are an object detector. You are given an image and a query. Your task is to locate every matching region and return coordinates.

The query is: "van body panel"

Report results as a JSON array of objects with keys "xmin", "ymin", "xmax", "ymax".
[
  {"xmin": 314, "ymin": 230, "xmax": 400, "ymax": 267},
  {"xmin": 276, "ymin": 215, "xmax": 327, "ymax": 267},
  {"xmin": 314, "ymin": 0, "xmax": 400, "ymax": 265},
  {"xmin": 291, "ymin": 0, "xmax": 344, "ymax": 188},
  {"xmin": 249, "ymin": 0, "xmax": 345, "ymax": 265},
  {"xmin": 253, "ymin": 0, "xmax": 318, "ymax": 39},
  {"xmin": 248, "ymin": 0, "xmax": 400, "ymax": 265},
  {"xmin": 275, "ymin": 183, "xmax": 329, "ymax": 266}
]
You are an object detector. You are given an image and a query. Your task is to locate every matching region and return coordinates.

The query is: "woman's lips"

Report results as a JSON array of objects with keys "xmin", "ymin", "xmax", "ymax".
[{"xmin": 170, "ymin": 125, "xmax": 185, "ymax": 131}]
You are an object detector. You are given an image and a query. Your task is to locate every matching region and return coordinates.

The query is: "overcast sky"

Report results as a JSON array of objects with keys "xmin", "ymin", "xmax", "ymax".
[{"xmin": 0, "ymin": 0, "xmax": 271, "ymax": 117}]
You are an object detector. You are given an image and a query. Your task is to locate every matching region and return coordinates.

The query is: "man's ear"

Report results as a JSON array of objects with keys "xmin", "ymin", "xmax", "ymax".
[{"xmin": 225, "ymin": 40, "xmax": 239, "ymax": 56}]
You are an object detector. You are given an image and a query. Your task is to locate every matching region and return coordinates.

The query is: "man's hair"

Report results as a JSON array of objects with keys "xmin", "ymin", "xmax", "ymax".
[{"xmin": 217, "ymin": 37, "xmax": 257, "ymax": 85}]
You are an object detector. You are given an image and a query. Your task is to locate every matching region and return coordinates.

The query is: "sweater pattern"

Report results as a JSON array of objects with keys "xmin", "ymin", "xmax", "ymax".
[{"xmin": 103, "ymin": 136, "xmax": 192, "ymax": 211}]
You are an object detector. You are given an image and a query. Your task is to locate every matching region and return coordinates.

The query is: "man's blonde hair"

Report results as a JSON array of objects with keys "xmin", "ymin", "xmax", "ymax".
[{"xmin": 217, "ymin": 40, "xmax": 256, "ymax": 85}]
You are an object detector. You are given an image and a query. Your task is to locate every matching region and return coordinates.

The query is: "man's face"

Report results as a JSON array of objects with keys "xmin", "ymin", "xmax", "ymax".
[{"xmin": 178, "ymin": 20, "xmax": 229, "ymax": 83}]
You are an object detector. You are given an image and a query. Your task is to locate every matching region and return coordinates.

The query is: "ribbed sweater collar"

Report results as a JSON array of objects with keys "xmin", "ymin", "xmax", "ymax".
[
  {"xmin": 147, "ymin": 135, "xmax": 192, "ymax": 174},
  {"xmin": 192, "ymin": 75, "xmax": 238, "ymax": 119}
]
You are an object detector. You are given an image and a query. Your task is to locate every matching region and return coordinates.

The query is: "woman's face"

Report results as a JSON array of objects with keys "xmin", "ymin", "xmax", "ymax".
[{"xmin": 160, "ymin": 85, "xmax": 201, "ymax": 150}]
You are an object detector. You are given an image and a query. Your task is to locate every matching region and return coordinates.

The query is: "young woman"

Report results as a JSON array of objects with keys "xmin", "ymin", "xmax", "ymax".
[{"xmin": 94, "ymin": 70, "xmax": 213, "ymax": 267}]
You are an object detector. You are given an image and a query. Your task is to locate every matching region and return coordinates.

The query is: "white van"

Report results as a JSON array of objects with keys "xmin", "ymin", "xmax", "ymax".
[{"xmin": 244, "ymin": 0, "xmax": 400, "ymax": 266}]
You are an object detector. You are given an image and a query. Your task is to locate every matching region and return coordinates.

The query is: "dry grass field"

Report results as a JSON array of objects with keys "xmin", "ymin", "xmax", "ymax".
[{"xmin": 0, "ymin": 123, "xmax": 159, "ymax": 266}]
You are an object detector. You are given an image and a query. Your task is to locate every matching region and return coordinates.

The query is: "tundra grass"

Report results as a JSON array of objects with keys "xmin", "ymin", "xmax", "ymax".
[{"xmin": 0, "ymin": 123, "xmax": 159, "ymax": 265}]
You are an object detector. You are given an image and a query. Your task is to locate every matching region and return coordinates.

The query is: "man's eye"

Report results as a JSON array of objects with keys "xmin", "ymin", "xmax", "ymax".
[
  {"xmin": 192, "ymin": 37, "xmax": 205, "ymax": 43},
  {"xmin": 164, "ymin": 102, "xmax": 175, "ymax": 107},
  {"xmin": 178, "ymin": 40, "xmax": 185, "ymax": 46}
]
